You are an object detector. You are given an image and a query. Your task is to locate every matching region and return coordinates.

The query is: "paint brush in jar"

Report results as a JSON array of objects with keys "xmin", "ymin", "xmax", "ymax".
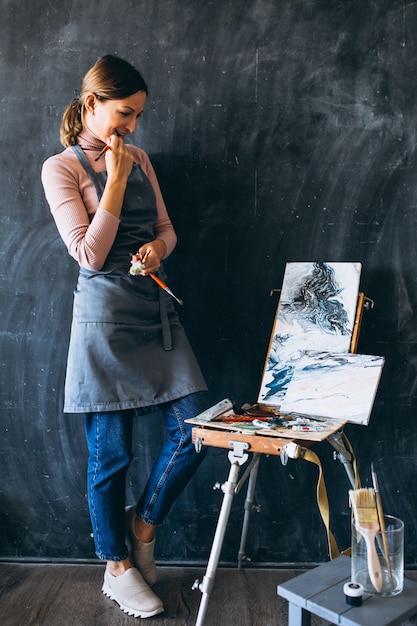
[
  {"xmin": 349, "ymin": 487, "xmax": 382, "ymax": 592},
  {"xmin": 371, "ymin": 463, "xmax": 394, "ymax": 588}
]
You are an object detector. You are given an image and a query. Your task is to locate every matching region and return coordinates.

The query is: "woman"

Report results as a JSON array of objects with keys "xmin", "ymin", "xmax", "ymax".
[{"xmin": 41, "ymin": 54, "xmax": 208, "ymax": 618}]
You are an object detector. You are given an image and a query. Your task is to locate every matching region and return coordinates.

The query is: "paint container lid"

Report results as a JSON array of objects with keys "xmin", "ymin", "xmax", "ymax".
[{"xmin": 343, "ymin": 581, "xmax": 364, "ymax": 606}]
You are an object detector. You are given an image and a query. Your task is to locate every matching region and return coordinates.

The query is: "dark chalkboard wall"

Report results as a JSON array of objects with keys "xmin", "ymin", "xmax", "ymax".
[{"xmin": 1, "ymin": 0, "xmax": 417, "ymax": 567}]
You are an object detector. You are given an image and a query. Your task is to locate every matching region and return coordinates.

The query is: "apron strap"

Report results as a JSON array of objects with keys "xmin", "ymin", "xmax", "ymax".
[
  {"xmin": 71, "ymin": 144, "xmax": 106, "ymax": 199},
  {"xmin": 159, "ymin": 290, "xmax": 173, "ymax": 351}
]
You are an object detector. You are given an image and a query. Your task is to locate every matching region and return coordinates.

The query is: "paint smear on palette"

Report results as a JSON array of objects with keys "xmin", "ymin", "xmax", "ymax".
[
  {"xmin": 279, "ymin": 352, "xmax": 385, "ymax": 425},
  {"xmin": 258, "ymin": 262, "xmax": 362, "ymax": 406}
]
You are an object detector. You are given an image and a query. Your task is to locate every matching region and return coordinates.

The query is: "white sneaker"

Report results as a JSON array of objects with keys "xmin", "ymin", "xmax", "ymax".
[
  {"xmin": 102, "ymin": 567, "xmax": 163, "ymax": 618},
  {"xmin": 125, "ymin": 505, "xmax": 157, "ymax": 586}
]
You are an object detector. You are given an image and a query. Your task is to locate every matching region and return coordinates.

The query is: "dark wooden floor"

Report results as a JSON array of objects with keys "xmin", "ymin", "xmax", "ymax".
[
  {"xmin": 0, "ymin": 562, "xmax": 325, "ymax": 626},
  {"xmin": 1, "ymin": 562, "xmax": 417, "ymax": 625}
]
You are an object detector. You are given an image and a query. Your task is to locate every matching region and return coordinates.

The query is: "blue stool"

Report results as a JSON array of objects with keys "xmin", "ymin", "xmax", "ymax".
[{"xmin": 277, "ymin": 556, "xmax": 417, "ymax": 626}]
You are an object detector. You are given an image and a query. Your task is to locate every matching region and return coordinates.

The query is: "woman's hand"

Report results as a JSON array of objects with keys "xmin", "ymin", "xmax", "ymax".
[
  {"xmin": 104, "ymin": 133, "xmax": 134, "ymax": 183},
  {"xmin": 98, "ymin": 134, "xmax": 134, "ymax": 220},
  {"xmin": 131, "ymin": 239, "xmax": 167, "ymax": 275}
]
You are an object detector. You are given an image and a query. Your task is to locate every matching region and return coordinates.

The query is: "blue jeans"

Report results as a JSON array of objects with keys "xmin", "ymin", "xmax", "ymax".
[{"xmin": 84, "ymin": 391, "xmax": 208, "ymax": 561}]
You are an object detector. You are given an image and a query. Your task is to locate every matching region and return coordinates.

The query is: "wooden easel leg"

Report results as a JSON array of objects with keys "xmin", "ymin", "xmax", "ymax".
[{"xmin": 194, "ymin": 442, "xmax": 250, "ymax": 626}]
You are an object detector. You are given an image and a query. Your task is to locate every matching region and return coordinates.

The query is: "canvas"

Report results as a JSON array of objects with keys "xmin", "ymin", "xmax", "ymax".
[
  {"xmin": 258, "ymin": 262, "xmax": 362, "ymax": 407},
  {"xmin": 279, "ymin": 351, "xmax": 385, "ymax": 425}
]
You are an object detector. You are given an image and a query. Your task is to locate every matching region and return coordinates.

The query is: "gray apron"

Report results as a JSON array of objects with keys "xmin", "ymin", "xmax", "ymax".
[{"xmin": 63, "ymin": 145, "xmax": 206, "ymax": 413}]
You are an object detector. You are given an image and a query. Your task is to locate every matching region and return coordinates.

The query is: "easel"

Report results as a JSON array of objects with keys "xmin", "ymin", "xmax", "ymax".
[{"xmin": 190, "ymin": 290, "xmax": 375, "ymax": 626}]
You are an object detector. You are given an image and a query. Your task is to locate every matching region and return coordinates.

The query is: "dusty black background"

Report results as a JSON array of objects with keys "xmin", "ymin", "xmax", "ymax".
[{"xmin": 1, "ymin": 0, "xmax": 416, "ymax": 566}]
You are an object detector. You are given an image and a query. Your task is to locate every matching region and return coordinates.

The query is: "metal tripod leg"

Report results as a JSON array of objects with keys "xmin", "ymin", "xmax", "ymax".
[
  {"xmin": 236, "ymin": 431, "xmax": 358, "ymax": 571},
  {"xmin": 237, "ymin": 453, "xmax": 261, "ymax": 569},
  {"xmin": 327, "ymin": 431, "xmax": 356, "ymax": 488},
  {"xmin": 194, "ymin": 441, "xmax": 250, "ymax": 626}
]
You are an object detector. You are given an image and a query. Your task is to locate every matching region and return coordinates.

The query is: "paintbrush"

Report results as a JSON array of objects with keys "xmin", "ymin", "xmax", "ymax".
[
  {"xmin": 95, "ymin": 129, "xmax": 122, "ymax": 161},
  {"xmin": 349, "ymin": 487, "xmax": 383, "ymax": 592},
  {"xmin": 148, "ymin": 272, "xmax": 184, "ymax": 305},
  {"xmin": 94, "ymin": 144, "xmax": 110, "ymax": 161},
  {"xmin": 129, "ymin": 259, "xmax": 183, "ymax": 305},
  {"xmin": 371, "ymin": 463, "xmax": 394, "ymax": 588}
]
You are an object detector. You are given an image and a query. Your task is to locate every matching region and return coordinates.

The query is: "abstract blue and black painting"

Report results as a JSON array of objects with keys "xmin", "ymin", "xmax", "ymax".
[
  {"xmin": 258, "ymin": 262, "xmax": 362, "ymax": 407},
  {"xmin": 279, "ymin": 351, "xmax": 384, "ymax": 424}
]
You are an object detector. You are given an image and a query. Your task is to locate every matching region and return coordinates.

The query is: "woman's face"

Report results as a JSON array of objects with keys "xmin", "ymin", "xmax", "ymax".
[{"xmin": 85, "ymin": 90, "xmax": 147, "ymax": 143}]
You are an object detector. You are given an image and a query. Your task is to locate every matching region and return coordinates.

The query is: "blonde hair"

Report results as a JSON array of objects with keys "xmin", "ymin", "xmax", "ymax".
[{"xmin": 60, "ymin": 55, "xmax": 148, "ymax": 147}]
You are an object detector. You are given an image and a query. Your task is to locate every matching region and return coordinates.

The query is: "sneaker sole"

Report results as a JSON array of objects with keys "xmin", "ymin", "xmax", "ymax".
[{"xmin": 102, "ymin": 582, "xmax": 164, "ymax": 618}]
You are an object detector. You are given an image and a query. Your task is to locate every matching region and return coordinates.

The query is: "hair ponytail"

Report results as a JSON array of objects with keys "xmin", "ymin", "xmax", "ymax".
[
  {"xmin": 59, "ymin": 55, "xmax": 148, "ymax": 148},
  {"xmin": 60, "ymin": 98, "xmax": 83, "ymax": 147}
]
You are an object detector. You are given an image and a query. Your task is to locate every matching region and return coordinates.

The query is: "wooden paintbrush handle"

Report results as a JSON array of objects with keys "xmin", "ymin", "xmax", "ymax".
[
  {"xmin": 375, "ymin": 494, "xmax": 394, "ymax": 588},
  {"xmin": 361, "ymin": 528, "xmax": 383, "ymax": 592}
]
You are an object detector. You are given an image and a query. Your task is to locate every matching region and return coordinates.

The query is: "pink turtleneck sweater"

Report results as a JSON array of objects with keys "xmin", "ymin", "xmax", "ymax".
[{"xmin": 41, "ymin": 128, "xmax": 177, "ymax": 270}]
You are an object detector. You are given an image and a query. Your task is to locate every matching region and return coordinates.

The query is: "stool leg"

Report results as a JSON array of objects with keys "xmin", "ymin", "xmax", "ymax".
[
  {"xmin": 195, "ymin": 460, "xmax": 242, "ymax": 626},
  {"xmin": 288, "ymin": 601, "xmax": 312, "ymax": 626}
]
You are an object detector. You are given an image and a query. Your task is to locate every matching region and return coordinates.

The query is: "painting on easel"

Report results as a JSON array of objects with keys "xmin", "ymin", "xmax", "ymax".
[
  {"xmin": 258, "ymin": 261, "xmax": 384, "ymax": 425},
  {"xmin": 279, "ymin": 351, "xmax": 384, "ymax": 425},
  {"xmin": 258, "ymin": 262, "xmax": 362, "ymax": 407},
  {"xmin": 187, "ymin": 261, "xmax": 384, "ymax": 437}
]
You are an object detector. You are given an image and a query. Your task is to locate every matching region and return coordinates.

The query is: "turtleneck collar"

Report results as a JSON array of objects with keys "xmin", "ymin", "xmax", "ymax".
[{"xmin": 77, "ymin": 127, "xmax": 106, "ymax": 152}]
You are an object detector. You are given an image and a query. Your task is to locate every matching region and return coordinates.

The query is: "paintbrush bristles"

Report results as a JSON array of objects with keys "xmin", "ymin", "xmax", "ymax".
[
  {"xmin": 349, "ymin": 488, "xmax": 379, "ymax": 523},
  {"xmin": 349, "ymin": 486, "xmax": 383, "ymax": 592}
]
